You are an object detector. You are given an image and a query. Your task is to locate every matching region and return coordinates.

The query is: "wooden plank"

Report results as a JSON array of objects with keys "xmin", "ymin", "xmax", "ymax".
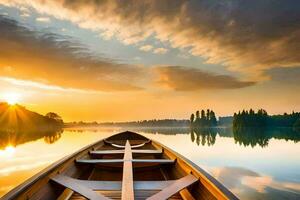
[
  {"xmin": 179, "ymin": 188, "xmax": 196, "ymax": 200},
  {"xmin": 121, "ymin": 140, "xmax": 134, "ymax": 200},
  {"xmin": 104, "ymin": 139, "xmax": 150, "ymax": 148},
  {"xmin": 90, "ymin": 149, "xmax": 162, "ymax": 155},
  {"xmin": 57, "ymin": 188, "xmax": 73, "ymax": 200},
  {"xmin": 53, "ymin": 175, "xmax": 176, "ymax": 190},
  {"xmin": 90, "ymin": 150, "xmax": 125, "ymax": 155},
  {"xmin": 146, "ymin": 174, "xmax": 198, "ymax": 200},
  {"xmin": 51, "ymin": 175, "xmax": 110, "ymax": 200},
  {"xmin": 132, "ymin": 159, "xmax": 175, "ymax": 164},
  {"xmin": 151, "ymin": 140, "xmax": 239, "ymax": 200},
  {"xmin": 134, "ymin": 181, "xmax": 175, "ymax": 190},
  {"xmin": 76, "ymin": 159, "xmax": 124, "ymax": 164},
  {"xmin": 57, "ymin": 158, "xmax": 95, "ymax": 200},
  {"xmin": 76, "ymin": 159, "xmax": 174, "ymax": 164}
]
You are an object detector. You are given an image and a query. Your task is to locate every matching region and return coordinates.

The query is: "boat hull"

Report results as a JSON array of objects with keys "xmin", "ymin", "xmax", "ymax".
[{"xmin": 2, "ymin": 131, "xmax": 238, "ymax": 200}]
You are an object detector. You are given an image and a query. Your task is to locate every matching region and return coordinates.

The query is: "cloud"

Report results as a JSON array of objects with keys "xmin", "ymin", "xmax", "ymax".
[
  {"xmin": 36, "ymin": 17, "xmax": 50, "ymax": 22},
  {"xmin": 1, "ymin": 0, "xmax": 299, "ymax": 80},
  {"xmin": 0, "ymin": 16, "xmax": 145, "ymax": 92},
  {"xmin": 153, "ymin": 48, "xmax": 168, "ymax": 54},
  {"xmin": 0, "ymin": 76, "xmax": 97, "ymax": 93},
  {"xmin": 155, "ymin": 66, "xmax": 255, "ymax": 91},
  {"xmin": 267, "ymin": 67, "xmax": 300, "ymax": 85},
  {"xmin": 139, "ymin": 45, "xmax": 153, "ymax": 52},
  {"xmin": 20, "ymin": 12, "xmax": 30, "ymax": 18}
]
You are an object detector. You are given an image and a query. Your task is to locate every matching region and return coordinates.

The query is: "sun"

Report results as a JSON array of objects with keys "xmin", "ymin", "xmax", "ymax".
[
  {"xmin": 3, "ymin": 92, "xmax": 21, "ymax": 105},
  {"xmin": 0, "ymin": 145, "xmax": 15, "ymax": 157}
]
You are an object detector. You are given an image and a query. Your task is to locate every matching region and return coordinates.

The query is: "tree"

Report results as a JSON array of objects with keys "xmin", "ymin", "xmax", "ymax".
[
  {"xmin": 294, "ymin": 118, "xmax": 300, "ymax": 130},
  {"xmin": 201, "ymin": 110, "xmax": 205, "ymax": 119},
  {"xmin": 190, "ymin": 114, "xmax": 195, "ymax": 124},
  {"xmin": 196, "ymin": 111, "xmax": 200, "ymax": 119},
  {"xmin": 46, "ymin": 112, "xmax": 63, "ymax": 124},
  {"xmin": 200, "ymin": 110, "xmax": 206, "ymax": 126},
  {"xmin": 206, "ymin": 109, "xmax": 210, "ymax": 126},
  {"xmin": 206, "ymin": 109, "xmax": 210, "ymax": 121},
  {"xmin": 209, "ymin": 111, "xmax": 217, "ymax": 126},
  {"xmin": 190, "ymin": 109, "xmax": 218, "ymax": 128}
]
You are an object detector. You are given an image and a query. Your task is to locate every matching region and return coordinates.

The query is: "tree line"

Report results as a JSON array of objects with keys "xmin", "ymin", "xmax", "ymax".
[
  {"xmin": 233, "ymin": 109, "xmax": 300, "ymax": 129},
  {"xmin": 190, "ymin": 109, "xmax": 217, "ymax": 128},
  {"xmin": 66, "ymin": 119, "xmax": 190, "ymax": 128},
  {"xmin": 0, "ymin": 102, "xmax": 63, "ymax": 132}
]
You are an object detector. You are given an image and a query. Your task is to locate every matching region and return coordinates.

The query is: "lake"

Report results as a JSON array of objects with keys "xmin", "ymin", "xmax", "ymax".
[{"xmin": 0, "ymin": 127, "xmax": 300, "ymax": 199}]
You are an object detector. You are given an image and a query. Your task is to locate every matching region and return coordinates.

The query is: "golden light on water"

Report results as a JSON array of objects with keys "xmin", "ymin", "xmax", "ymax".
[
  {"xmin": 0, "ymin": 145, "xmax": 15, "ymax": 157},
  {"xmin": 2, "ymin": 93, "xmax": 21, "ymax": 105}
]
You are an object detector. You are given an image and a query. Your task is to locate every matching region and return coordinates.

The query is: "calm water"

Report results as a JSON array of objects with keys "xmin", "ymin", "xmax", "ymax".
[{"xmin": 0, "ymin": 127, "xmax": 300, "ymax": 199}]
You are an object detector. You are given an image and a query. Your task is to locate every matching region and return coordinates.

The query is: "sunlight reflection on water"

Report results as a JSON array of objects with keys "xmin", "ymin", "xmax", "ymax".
[{"xmin": 0, "ymin": 127, "xmax": 299, "ymax": 199}]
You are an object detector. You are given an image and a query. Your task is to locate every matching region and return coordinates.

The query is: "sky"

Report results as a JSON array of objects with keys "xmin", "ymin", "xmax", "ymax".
[{"xmin": 0, "ymin": 0, "xmax": 299, "ymax": 122}]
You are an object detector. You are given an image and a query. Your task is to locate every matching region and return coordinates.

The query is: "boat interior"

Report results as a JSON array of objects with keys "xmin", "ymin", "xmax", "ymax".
[{"xmin": 4, "ymin": 131, "xmax": 237, "ymax": 200}]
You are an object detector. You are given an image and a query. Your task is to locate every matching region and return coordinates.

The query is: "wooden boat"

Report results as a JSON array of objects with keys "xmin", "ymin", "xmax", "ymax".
[{"xmin": 2, "ymin": 131, "xmax": 238, "ymax": 200}]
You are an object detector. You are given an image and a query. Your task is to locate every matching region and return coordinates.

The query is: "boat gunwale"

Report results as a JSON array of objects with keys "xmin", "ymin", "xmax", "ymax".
[
  {"xmin": 150, "ymin": 139, "xmax": 239, "ymax": 200},
  {"xmin": 1, "ymin": 131, "xmax": 238, "ymax": 200},
  {"xmin": 1, "ymin": 139, "xmax": 103, "ymax": 200}
]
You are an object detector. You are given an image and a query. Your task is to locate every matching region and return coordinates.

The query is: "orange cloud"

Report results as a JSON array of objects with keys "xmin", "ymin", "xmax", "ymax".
[
  {"xmin": 153, "ymin": 48, "xmax": 168, "ymax": 54},
  {"xmin": 155, "ymin": 66, "xmax": 255, "ymax": 91},
  {"xmin": 0, "ymin": 16, "xmax": 145, "ymax": 92},
  {"xmin": 139, "ymin": 45, "xmax": 153, "ymax": 52},
  {"xmin": 1, "ymin": 0, "xmax": 299, "ymax": 79}
]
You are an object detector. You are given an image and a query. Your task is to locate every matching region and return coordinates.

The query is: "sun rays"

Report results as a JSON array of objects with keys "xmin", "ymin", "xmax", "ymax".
[{"xmin": 2, "ymin": 92, "xmax": 21, "ymax": 105}]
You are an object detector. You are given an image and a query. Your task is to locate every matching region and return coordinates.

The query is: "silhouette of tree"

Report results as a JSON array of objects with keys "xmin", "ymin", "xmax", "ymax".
[
  {"xmin": 196, "ymin": 110, "xmax": 200, "ymax": 119},
  {"xmin": 209, "ymin": 111, "xmax": 217, "ymax": 126},
  {"xmin": 190, "ymin": 130, "xmax": 195, "ymax": 142},
  {"xmin": 46, "ymin": 112, "xmax": 63, "ymax": 124},
  {"xmin": 201, "ymin": 110, "xmax": 205, "ymax": 120},
  {"xmin": 190, "ymin": 113, "xmax": 195, "ymax": 124},
  {"xmin": 206, "ymin": 109, "xmax": 210, "ymax": 121},
  {"xmin": 190, "ymin": 109, "xmax": 218, "ymax": 128},
  {"xmin": 233, "ymin": 109, "xmax": 300, "ymax": 128},
  {"xmin": 293, "ymin": 118, "xmax": 300, "ymax": 130}
]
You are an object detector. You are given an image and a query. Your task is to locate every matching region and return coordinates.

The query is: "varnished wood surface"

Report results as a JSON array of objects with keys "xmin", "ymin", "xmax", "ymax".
[
  {"xmin": 53, "ymin": 176, "xmax": 177, "ymax": 190},
  {"xmin": 121, "ymin": 140, "xmax": 134, "ymax": 200},
  {"xmin": 152, "ymin": 140, "xmax": 239, "ymax": 200},
  {"xmin": 76, "ymin": 159, "xmax": 175, "ymax": 164},
  {"xmin": 69, "ymin": 190, "xmax": 183, "ymax": 200},
  {"xmin": 146, "ymin": 174, "xmax": 198, "ymax": 200},
  {"xmin": 51, "ymin": 175, "xmax": 110, "ymax": 200},
  {"xmin": 57, "ymin": 188, "xmax": 73, "ymax": 200},
  {"xmin": 90, "ymin": 149, "xmax": 162, "ymax": 155},
  {"xmin": 179, "ymin": 188, "xmax": 196, "ymax": 200},
  {"xmin": 104, "ymin": 139, "xmax": 151, "ymax": 149}
]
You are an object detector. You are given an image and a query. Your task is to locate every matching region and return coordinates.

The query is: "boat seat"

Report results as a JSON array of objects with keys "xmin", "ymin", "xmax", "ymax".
[
  {"xmin": 53, "ymin": 176, "xmax": 177, "ymax": 190},
  {"xmin": 89, "ymin": 149, "xmax": 163, "ymax": 155},
  {"xmin": 146, "ymin": 174, "xmax": 198, "ymax": 200},
  {"xmin": 53, "ymin": 140, "xmax": 196, "ymax": 200},
  {"xmin": 104, "ymin": 139, "xmax": 151, "ymax": 148},
  {"xmin": 76, "ymin": 159, "xmax": 175, "ymax": 164},
  {"xmin": 51, "ymin": 175, "xmax": 110, "ymax": 200},
  {"xmin": 52, "ymin": 174, "xmax": 197, "ymax": 200}
]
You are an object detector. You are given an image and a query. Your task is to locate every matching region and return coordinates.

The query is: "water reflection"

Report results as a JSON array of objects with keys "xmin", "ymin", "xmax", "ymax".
[
  {"xmin": 0, "ymin": 129, "xmax": 63, "ymax": 149},
  {"xmin": 1, "ymin": 126, "xmax": 296, "ymax": 149},
  {"xmin": 211, "ymin": 166, "xmax": 300, "ymax": 199},
  {"xmin": 188, "ymin": 127, "xmax": 300, "ymax": 148},
  {"xmin": 191, "ymin": 129, "xmax": 217, "ymax": 146},
  {"xmin": 0, "ymin": 127, "xmax": 299, "ymax": 199},
  {"xmin": 233, "ymin": 127, "xmax": 300, "ymax": 148}
]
